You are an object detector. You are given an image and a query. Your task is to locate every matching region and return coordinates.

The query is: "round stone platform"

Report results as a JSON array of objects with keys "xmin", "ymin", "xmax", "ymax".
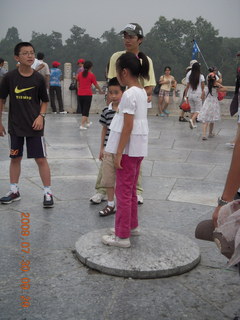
[{"xmin": 75, "ymin": 228, "xmax": 200, "ymax": 279}]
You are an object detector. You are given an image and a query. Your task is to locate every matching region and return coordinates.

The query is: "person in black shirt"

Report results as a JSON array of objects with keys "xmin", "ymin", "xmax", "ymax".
[{"xmin": 0, "ymin": 42, "xmax": 54, "ymax": 208}]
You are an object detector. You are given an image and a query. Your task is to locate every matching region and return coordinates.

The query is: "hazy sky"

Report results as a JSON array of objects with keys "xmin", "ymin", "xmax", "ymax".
[{"xmin": 0, "ymin": 0, "xmax": 239, "ymax": 41}]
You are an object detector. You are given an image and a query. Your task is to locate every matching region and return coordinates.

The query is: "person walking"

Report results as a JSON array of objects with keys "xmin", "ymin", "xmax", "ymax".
[
  {"xmin": 49, "ymin": 61, "xmax": 67, "ymax": 114},
  {"xmin": 75, "ymin": 59, "xmax": 85, "ymax": 114},
  {"xmin": 0, "ymin": 58, "xmax": 7, "ymax": 83},
  {"xmin": 36, "ymin": 52, "xmax": 50, "ymax": 89},
  {"xmin": 102, "ymin": 52, "xmax": 149, "ymax": 248},
  {"xmin": 198, "ymin": 72, "xmax": 226, "ymax": 140},
  {"xmin": 0, "ymin": 58, "xmax": 8, "ymax": 112},
  {"xmin": 157, "ymin": 66, "xmax": 177, "ymax": 117},
  {"xmin": 0, "ymin": 42, "xmax": 54, "ymax": 208},
  {"xmin": 77, "ymin": 60, "xmax": 103, "ymax": 130},
  {"xmin": 185, "ymin": 62, "xmax": 205, "ymax": 129}
]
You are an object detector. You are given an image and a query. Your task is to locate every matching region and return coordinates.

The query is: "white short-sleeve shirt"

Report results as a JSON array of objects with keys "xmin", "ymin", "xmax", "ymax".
[
  {"xmin": 186, "ymin": 70, "xmax": 205, "ymax": 94},
  {"xmin": 105, "ymin": 86, "xmax": 149, "ymax": 157}
]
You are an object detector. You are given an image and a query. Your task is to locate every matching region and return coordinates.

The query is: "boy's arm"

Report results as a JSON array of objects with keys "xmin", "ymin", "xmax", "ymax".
[
  {"xmin": 32, "ymin": 101, "xmax": 48, "ymax": 131},
  {"xmin": 114, "ymin": 113, "xmax": 134, "ymax": 169},
  {"xmin": 0, "ymin": 99, "xmax": 6, "ymax": 136},
  {"xmin": 99, "ymin": 126, "xmax": 107, "ymax": 160}
]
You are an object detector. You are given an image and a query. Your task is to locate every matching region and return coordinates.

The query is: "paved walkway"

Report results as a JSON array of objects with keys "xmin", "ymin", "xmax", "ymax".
[{"xmin": 0, "ymin": 112, "xmax": 240, "ymax": 320}]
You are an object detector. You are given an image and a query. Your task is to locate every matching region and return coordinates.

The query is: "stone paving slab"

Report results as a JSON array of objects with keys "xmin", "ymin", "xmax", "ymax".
[
  {"xmin": 75, "ymin": 228, "xmax": 200, "ymax": 279},
  {"xmin": 1, "ymin": 113, "xmax": 240, "ymax": 320},
  {"xmin": 168, "ymin": 178, "xmax": 225, "ymax": 206},
  {"xmin": 152, "ymin": 160, "xmax": 214, "ymax": 179}
]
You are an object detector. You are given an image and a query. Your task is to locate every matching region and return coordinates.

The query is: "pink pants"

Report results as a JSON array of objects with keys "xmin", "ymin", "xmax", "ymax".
[{"xmin": 115, "ymin": 154, "xmax": 143, "ymax": 238}]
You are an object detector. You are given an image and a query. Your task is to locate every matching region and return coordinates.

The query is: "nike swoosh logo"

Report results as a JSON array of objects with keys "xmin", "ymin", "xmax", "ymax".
[{"xmin": 15, "ymin": 86, "xmax": 35, "ymax": 94}]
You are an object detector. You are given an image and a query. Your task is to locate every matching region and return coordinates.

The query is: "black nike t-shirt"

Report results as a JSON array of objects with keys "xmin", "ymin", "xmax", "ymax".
[{"xmin": 0, "ymin": 69, "xmax": 49, "ymax": 136}]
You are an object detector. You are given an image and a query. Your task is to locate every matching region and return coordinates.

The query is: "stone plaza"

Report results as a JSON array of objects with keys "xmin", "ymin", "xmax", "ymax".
[{"xmin": 0, "ymin": 108, "xmax": 240, "ymax": 320}]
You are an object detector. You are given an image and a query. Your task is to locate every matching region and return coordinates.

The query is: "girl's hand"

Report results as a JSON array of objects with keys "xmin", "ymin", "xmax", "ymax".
[{"xmin": 114, "ymin": 153, "xmax": 123, "ymax": 169}]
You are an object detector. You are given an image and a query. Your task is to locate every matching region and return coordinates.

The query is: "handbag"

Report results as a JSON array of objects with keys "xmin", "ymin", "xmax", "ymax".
[
  {"xmin": 69, "ymin": 81, "xmax": 77, "ymax": 90},
  {"xmin": 180, "ymin": 101, "xmax": 191, "ymax": 112},
  {"xmin": 230, "ymin": 93, "xmax": 239, "ymax": 116},
  {"xmin": 217, "ymin": 91, "xmax": 226, "ymax": 101},
  {"xmin": 153, "ymin": 83, "xmax": 161, "ymax": 95}
]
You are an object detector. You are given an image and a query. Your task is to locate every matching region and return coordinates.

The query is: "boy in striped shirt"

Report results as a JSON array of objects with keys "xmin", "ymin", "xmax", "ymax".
[{"xmin": 93, "ymin": 77, "xmax": 125, "ymax": 216}]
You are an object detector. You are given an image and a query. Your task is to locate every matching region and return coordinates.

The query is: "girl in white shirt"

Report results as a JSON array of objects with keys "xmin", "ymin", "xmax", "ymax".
[{"xmin": 102, "ymin": 52, "xmax": 149, "ymax": 248}]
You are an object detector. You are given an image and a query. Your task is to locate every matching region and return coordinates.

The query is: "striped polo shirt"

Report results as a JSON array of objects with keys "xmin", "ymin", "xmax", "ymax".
[{"xmin": 99, "ymin": 103, "xmax": 116, "ymax": 146}]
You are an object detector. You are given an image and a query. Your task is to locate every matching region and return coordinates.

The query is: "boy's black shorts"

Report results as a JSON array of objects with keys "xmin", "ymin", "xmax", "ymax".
[{"xmin": 8, "ymin": 135, "xmax": 47, "ymax": 159}]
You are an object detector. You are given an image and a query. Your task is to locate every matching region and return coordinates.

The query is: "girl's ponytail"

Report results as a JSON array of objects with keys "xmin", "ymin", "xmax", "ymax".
[
  {"xmin": 138, "ymin": 52, "xmax": 149, "ymax": 80},
  {"xmin": 116, "ymin": 52, "xmax": 149, "ymax": 80}
]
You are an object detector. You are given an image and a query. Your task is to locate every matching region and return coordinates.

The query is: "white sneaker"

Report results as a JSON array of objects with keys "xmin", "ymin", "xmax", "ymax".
[
  {"xmin": 225, "ymin": 142, "xmax": 235, "ymax": 148},
  {"xmin": 59, "ymin": 111, "xmax": 67, "ymax": 114},
  {"xmin": 52, "ymin": 112, "xmax": 57, "ymax": 114},
  {"xmin": 137, "ymin": 194, "xmax": 144, "ymax": 204},
  {"xmin": 90, "ymin": 193, "xmax": 107, "ymax": 204},
  {"xmin": 189, "ymin": 119, "xmax": 194, "ymax": 129},
  {"xmin": 86, "ymin": 122, "xmax": 93, "ymax": 128},
  {"xmin": 102, "ymin": 234, "xmax": 131, "ymax": 248},
  {"xmin": 109, "ymin": 226, "xmax": 141, "ymax": 236},
  {"xmin": 79, "ymin": 126, "xmax": 87, "ymax": 130}
]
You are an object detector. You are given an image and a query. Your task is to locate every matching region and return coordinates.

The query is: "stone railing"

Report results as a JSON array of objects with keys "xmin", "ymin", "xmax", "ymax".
[
  {"xmin": 3, "ymin": 62, "xmax": 236, "ymax": 117},
  {"xmin": 62, "ymin": 63, "xmax": 235, "ymax": 117}
]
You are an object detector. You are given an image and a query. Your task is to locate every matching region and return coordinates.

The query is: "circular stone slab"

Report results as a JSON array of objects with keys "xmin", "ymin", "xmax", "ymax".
[{"xmin": 75, "ymin": 228, "xmax": 200, "ymax": 279}]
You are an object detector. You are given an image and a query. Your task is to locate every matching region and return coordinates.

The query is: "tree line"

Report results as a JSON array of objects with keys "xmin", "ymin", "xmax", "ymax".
[{"xmin": 0, "ymin": 16, "xmax": 239, "ymax": 85}]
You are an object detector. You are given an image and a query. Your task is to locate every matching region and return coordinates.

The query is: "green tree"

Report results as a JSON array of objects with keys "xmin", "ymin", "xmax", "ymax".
[
  {"xmin": 143, "ymin": 16, "xmax": 195, "ymax": 81},
  {"xmin": 0, "ymin": 21, "xmax": 239, "ymax": 85},
  {"xmin": 30, "ymin": 30, "xmax": 64, "ymax": 66},
  {"xmin": 0, "ymin": 27, "xmax": 22, "ymax": 70}
]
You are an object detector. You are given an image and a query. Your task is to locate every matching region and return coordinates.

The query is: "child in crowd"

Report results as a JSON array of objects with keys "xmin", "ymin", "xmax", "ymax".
[
  {"xmin": 102, "ymin": 51, "xmax": 149, "ymax": 248},
  {"xmin": 198, "ymin": 72, "xmax": 226, "ymax": 140},
  {"xmin": 98, "ymin": 78, "xmax": 125, "ymax": 216},
  {"xmin": 0, "ymin": 42, "xmax": 54, "ymax": 208}
]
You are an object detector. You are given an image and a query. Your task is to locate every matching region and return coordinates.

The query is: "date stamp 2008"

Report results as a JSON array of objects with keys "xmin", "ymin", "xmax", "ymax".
[{"xmin": 20, "ymin": 212, "xmax": 31, "ymax": 308}]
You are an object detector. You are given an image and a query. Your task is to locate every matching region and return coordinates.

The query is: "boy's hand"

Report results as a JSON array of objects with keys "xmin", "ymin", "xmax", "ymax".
[
  {"xmin": 0, "ymin": 123, "xmax": 6, "ymax": 136},
  {"xmin": 32, "ymin": 115, "xmax": 44, "ymax": 131},
  {"xmin": 99, "ymin": 149, "xmax": 104, "ymax": 160},
  {"xmin": 114, "ymin": 153, "xmax": 123, "ymax": 169}
]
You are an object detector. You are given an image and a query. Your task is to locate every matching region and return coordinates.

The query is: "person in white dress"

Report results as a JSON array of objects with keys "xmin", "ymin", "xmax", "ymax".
[
  {"xmin": 198, "ymin": 72, "xmax": 226, "ymax": 140},
  {"xmin": 185, "ymin": 62, "xmax": 205, "ymax": 129}
]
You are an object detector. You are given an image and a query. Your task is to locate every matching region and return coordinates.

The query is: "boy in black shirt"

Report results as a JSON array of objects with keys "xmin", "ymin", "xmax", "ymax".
[{"xmin": 0, "ymin": 42, "xmax": 54, "ymax": 208}]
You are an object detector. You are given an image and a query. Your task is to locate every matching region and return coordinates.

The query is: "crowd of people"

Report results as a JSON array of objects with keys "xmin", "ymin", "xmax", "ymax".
[{"xmin": 0, "ymin": 22, "xmax": 239, "ymax": 266}]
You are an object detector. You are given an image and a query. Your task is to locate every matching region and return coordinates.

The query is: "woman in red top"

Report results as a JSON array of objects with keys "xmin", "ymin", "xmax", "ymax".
[{"xmin": 77, "ymin": 61, "xmax": 103, "ymax": 130}]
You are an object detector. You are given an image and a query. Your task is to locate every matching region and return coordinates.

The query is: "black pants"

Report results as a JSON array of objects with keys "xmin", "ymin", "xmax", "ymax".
[
  {"xmin": 76, "ymin": 90, "xmax": 82, "ymax": 114},
  {"xmin": 78, "ymin": 95, "xmax": 92, "ymax": 117},
  {"xmin": 49, "ymin": 86, "xmax": 64, "ymax": 112}
]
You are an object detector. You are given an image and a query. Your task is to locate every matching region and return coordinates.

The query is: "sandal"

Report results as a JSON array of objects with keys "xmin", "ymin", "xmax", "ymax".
[{"xmin": 99, "ymin": 205, "xmax": 116, "ymax": 217}]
